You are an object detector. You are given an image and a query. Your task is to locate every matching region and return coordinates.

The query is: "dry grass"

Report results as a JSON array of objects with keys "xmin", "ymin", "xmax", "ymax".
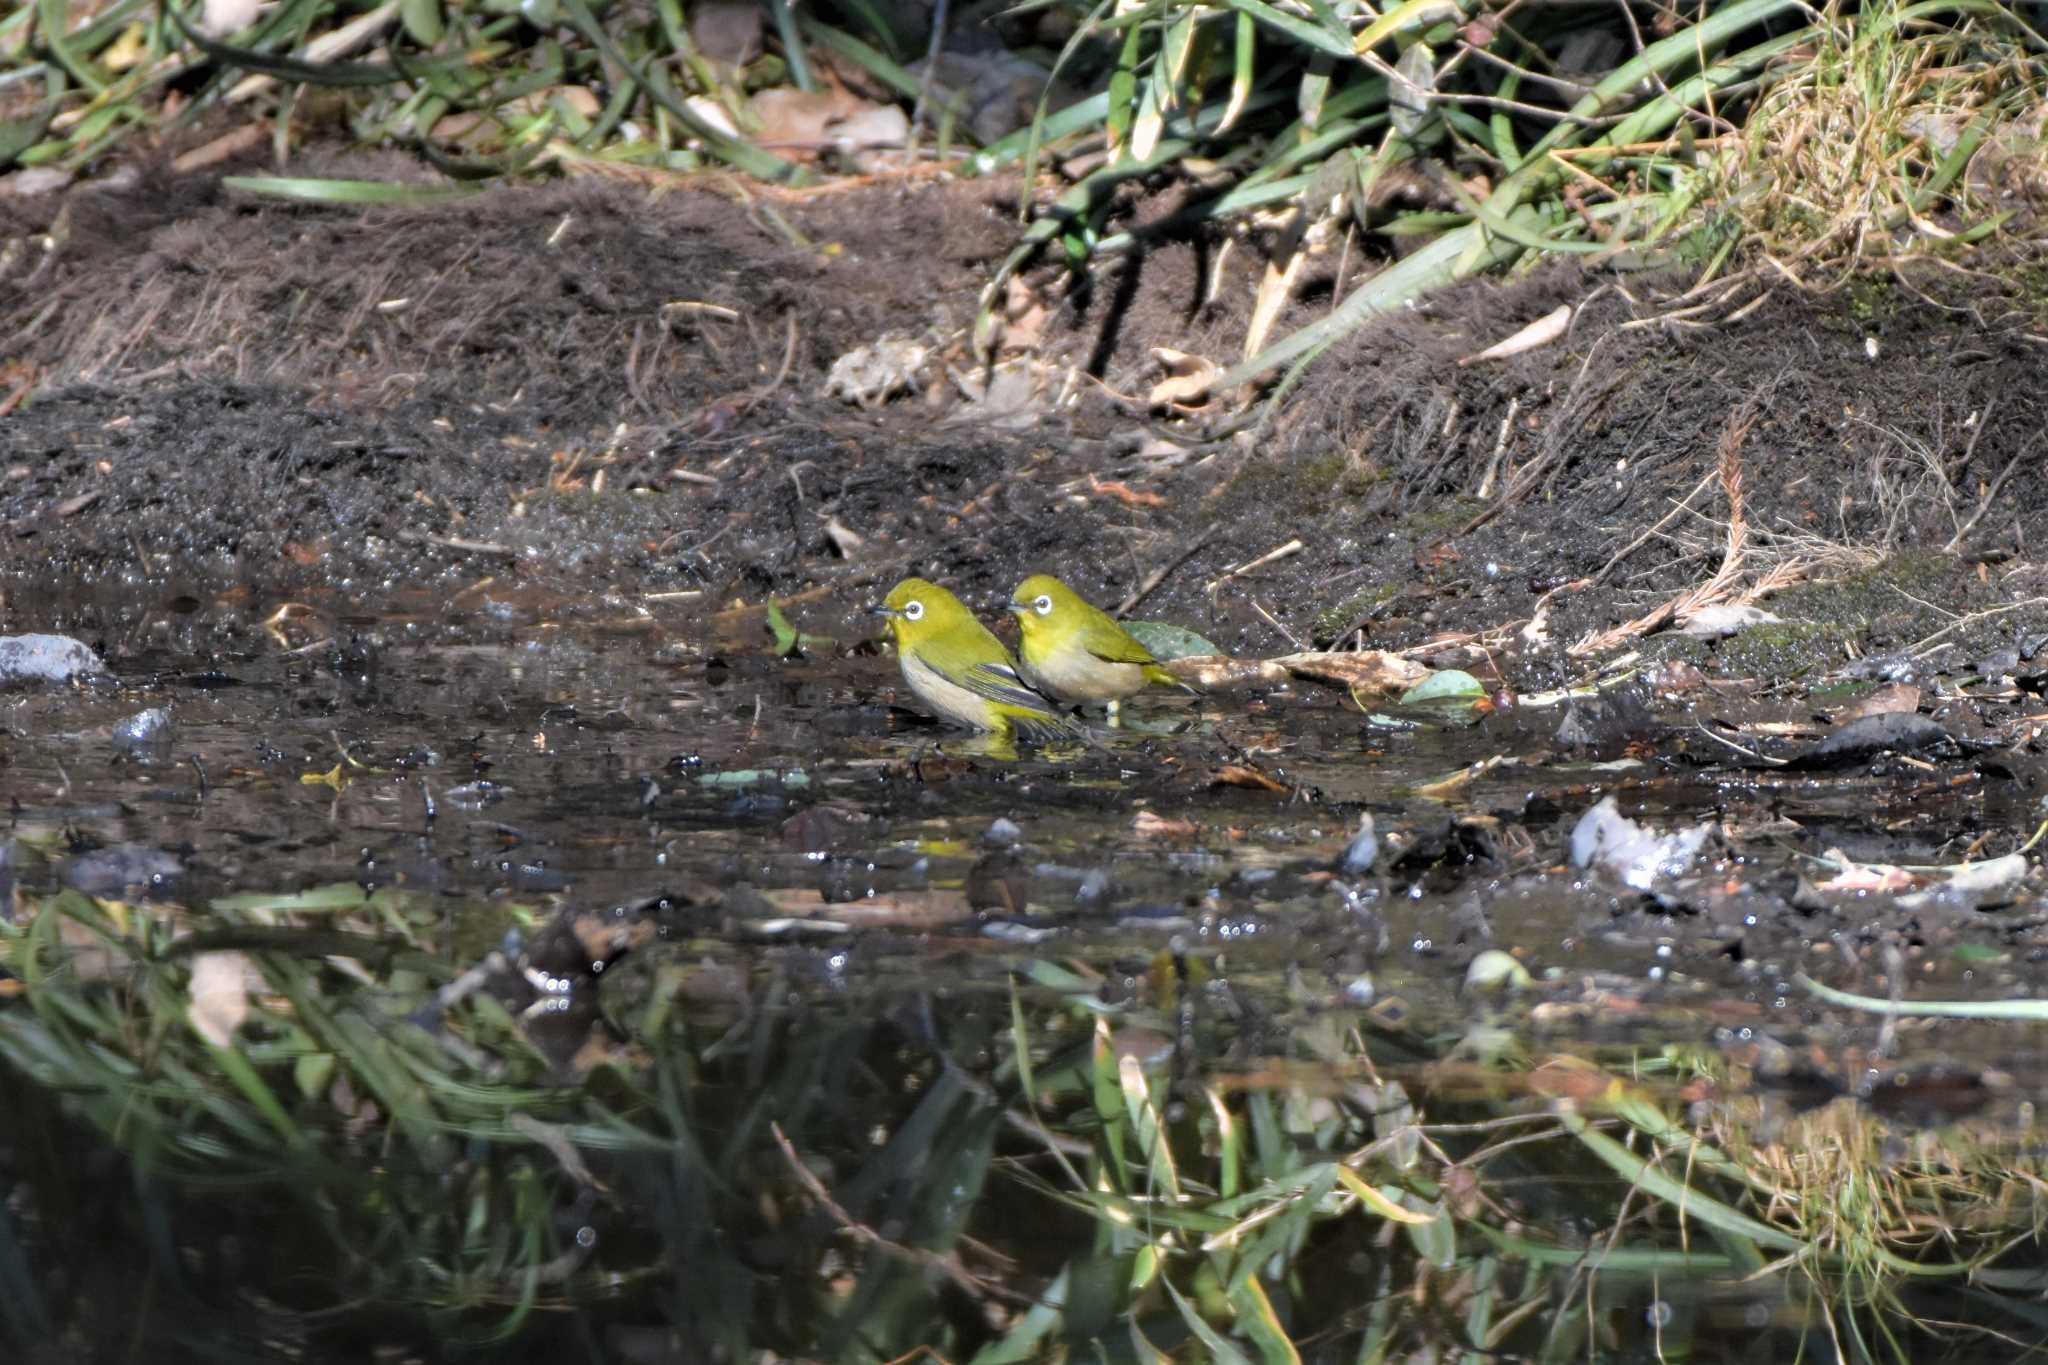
[{"xmin": 1707, "ymin": 0, "xmax": 2048, "ymax": 283}]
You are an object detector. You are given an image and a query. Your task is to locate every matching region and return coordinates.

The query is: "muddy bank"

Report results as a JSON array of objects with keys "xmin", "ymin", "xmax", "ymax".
[{"xmin": 5, "ymin": 159, "xmax": 2048, "ymax": 679}]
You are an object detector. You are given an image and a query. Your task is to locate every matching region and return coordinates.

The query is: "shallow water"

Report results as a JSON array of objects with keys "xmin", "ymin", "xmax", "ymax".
[{"xmin": 6, "ymin": 577, "xmax": 2048, "ymax": 1362}]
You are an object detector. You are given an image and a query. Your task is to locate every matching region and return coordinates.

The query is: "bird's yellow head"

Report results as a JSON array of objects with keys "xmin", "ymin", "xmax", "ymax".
[
  {"xmin": 1009, "ymin": 574, "xmax": 1087, "ymax": 642},
  {"xmin": 871, "ymin": 578, "xmax": 976, "ymax": 648}
]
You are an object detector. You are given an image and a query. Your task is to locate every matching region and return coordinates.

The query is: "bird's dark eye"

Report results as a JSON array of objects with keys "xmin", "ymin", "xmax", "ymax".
[
  {"xmin": 904, "ymin": 600, "xmax": 924, "ymax": 620},
  {"xmin": 1034, "ymin": 596, "xmax": 1053, "ymax": 615}
]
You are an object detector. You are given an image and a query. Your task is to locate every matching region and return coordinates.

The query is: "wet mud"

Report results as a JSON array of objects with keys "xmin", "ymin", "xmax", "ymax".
[{"xmin": 6, "ymin": 157, "xmax": 2048, "ymax": 1362}]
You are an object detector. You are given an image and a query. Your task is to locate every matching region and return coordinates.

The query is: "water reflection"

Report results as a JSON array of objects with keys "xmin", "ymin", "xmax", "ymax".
[{"xmin": 3, "ymin": 587, "xmax": 2047, "ymax": 1361}]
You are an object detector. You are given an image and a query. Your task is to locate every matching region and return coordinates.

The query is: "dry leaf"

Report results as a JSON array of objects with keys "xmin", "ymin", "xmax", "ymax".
[
  {"xmin": 1273, "ymin": 650, "xmax": 1430, "ymax": 699},
  {"xmin": 1817, "ymin": 858, "xmax": 1917, "ymax": 893},
  {"xmin": 750, "ymin": 87, "xmax": 893, "ymax": 151},
  {"xmin": 189, "ymin": 950, "xmax": 255, "ymax": 1047},
  {"xmin": 1133, "ymin": 810, "xmax": 1200, "ymax": 839},
  {"xmin": 1837, "ymin": 683, "xmax": 1921, "ymax": 722},
  {"xmin": 1148, "ymin": 348, "xmax": 1222, "ymax": 408},
  {"xmin": 1212, "ymin": 764, "xmax": 1288, "ymax": 793},
  {"xmin": 1458, "ymin": 304, "xmax": 1573, "ymax": 367}
]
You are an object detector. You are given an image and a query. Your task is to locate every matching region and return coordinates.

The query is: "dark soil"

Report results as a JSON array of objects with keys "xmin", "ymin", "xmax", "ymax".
[{"xmin": 6, "ymin": 152, "xmax": 2048, "ymax": 685}]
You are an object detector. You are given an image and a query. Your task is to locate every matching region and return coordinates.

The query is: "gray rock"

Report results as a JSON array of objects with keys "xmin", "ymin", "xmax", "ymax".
[
  {"xmin": 1787, "ymin": 713, "xmax": 1956, "ymax": 770},
  {"xmin": 112, "ymin": 707, "xmax": 174, "ymax": 763},
  {"xmin": 0, "ymin": 634, "xmax": 105, "ymax": 686}
]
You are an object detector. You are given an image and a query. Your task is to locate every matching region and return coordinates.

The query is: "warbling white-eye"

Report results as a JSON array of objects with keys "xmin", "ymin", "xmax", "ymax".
[
  {"xmin": 1008, "ymin": 574, "xmax": 1191, "ymax": 719},
  {"xmin": 870, "ymin": 578, "xmax": 1070, "ymax": 739}
]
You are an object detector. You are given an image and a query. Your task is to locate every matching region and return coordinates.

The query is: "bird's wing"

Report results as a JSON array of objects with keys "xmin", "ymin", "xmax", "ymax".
[
  {"xmin": 938, "ymin": 657, "xmax": 1059, "ymax": 714},
  {"xmin": 1078, "ymin": 617, "xmax": 1161, "ymax": 666}
]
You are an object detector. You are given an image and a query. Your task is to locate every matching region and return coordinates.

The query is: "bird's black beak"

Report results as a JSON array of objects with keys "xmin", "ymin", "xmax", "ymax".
[
  {"xmin": 1007, "ymin": 600, "xmax": 1030, "ymax": 613},
  {"xmin": 869, "ymin": 604, "xmax": 901, "ymax": 619}
]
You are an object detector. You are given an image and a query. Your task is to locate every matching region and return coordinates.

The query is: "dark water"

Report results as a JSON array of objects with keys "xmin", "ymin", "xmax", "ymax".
[{"xmin": 5, "ymin": 579, "xmax": 2048, "ymax": 1362}]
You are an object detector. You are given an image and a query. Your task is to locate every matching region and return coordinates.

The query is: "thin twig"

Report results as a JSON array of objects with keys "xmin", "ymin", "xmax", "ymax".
[
  {"xmin": 1117, "ymin": 526, "xmax": 1217, "ymax": 616},
  {"xmin": 1207, "ymin": 539, "xmax": 1303, "ymax": 593},
  {"xmin": 1250, "ymin": 598, "xmax": 1303, "ymax": 650},
  {"xmin": 398, "ymin": 529, "xmax": 518, "ymax": 557},
  {"xmin": 769, "ymin": 1121, "xmax": 1034, "ymax": 1306},
  {"xmin": 1944, "ymin": 406, "xmax": 2027, "ymax": 553}
]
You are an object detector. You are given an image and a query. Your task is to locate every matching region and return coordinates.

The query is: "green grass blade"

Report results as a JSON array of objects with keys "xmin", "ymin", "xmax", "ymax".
[
  {"xmin": 557, "ymin": 0, "xmax": 795, "ymax": 181},
  {"xmin": 762, "ymin": 0, "xmax": 815, "ymax": 92},
  {"xmin": 797, "ymin": 17, "xmax": 923, "ymax": 102},
  {"xmin": 1221, "ymin": 0, "xmax": 1354, "ymax": 62},
  {"xmin": 1557, "ymin": 1108, "xmax": 1807, "ymax": 1253}
]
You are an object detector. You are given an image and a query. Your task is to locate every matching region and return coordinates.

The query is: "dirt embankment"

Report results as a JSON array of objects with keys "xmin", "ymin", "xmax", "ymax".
[{"xmin": 5, "ymin": 153, "xmax": 2047, "ymax": 680}]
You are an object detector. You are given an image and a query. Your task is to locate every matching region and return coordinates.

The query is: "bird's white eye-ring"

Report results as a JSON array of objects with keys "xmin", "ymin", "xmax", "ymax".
[
  {"xmin": 1033, "ymin": 595, "xmax": 1053, "ymax": 616},
  {"xmin": 903, "ymin": 600, "xmax": 924, "ymax": 621}
]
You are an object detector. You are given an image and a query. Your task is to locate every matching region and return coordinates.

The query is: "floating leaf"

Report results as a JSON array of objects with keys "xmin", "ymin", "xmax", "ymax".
[{"xmin": 1400, "ymin": 669, "xmax": 1486, "ymax": 705}]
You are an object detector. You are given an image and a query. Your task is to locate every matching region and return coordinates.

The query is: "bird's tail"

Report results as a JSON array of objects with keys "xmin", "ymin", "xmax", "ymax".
[{"xmin": 1143, "ymin": 664, "xmax": 1200, "ymax": 695}]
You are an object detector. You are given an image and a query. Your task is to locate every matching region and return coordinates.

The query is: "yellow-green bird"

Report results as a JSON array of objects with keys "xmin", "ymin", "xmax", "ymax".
[
  {"xmin": 1009, "ymin": 574, "xmax": 1192, "ymax": 720},
  {"xmin": 870, "ymin": 578, "xmax": 1070, "ymax": 740}
]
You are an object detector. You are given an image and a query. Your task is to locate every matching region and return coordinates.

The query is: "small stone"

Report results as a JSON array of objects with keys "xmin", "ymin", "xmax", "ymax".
[
  {"xmin": 112, "ymin": 707, "xmax": 174, "ymax": 763},
  {"xmin": 1338, "ymin": 815, "xmax": 1379, "ymax": 875},
  {"xmin": 0, "ymin": 633, "xmax": 105, "ymax": 687}
]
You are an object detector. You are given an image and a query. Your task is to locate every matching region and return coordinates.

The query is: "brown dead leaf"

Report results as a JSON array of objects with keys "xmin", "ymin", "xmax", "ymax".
[
  {"xmin": 1273, "ymin": 650, "xmax": 1430, "ymax": 699},
  {"xmin": 1525, "ymin": 1057, "xmax": 1616, "ymax": 1104},
  {"xmin": 1836, "ymin": 683, "xmax": 1921, "ymax": 722},
  {"xmin": 1211, "ymin": 764, "xmax": 1288, "ymax": 793},
  {"xmin": 1133, "ymin": 810, "xmax": 1200, "ymax": 839},
  {"xmin": 750, "ymin": 87, "xmax": 902, "ymax": 153},
  {"xmin": 1088, "ymin": 475, "xmax": 1165, "ymax": 509},
  {"xmin": 1147, "ymin": 348, "xmax": 1221, "ymax": 408},
  {"xmin": 568, "ymin": 912, "xmax": 659, "ymax": 965},
  {"xmin": 997, "ymin": 276, "xmax": 1052, "ymax": 354}
]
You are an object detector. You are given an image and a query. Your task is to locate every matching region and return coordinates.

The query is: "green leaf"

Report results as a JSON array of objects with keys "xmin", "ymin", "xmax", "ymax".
[
  {"xmin": 399, "ymin": 0, "xmax": 445, "ymax": 46},
  {"xmin": 767, "ymin": 599, "xmax": 799, "ymax": 655},
  {"xmin": 765, "ymin": 598, "xmax": 835, "ymax": 655},
  {"xmin": 1124, "ymin": 620, "xmax": 1221, "ymax": 659},
  {"xmin": 1397, "ymin": 1191, "xmax": 1456, "ymax": 1269},
  {"xmin": 1558, "ymin": 1108, "xmax": 1807, "ymax": 1253},
  {"xmin": 1220, "ymin": 0, "xmax": 1354, "ymax": 62},
  {"xmin": 969, "ymin": 1266, "xmax": 1070, "ymax": 1364},
  {"xmin": 1218, "ymin": 11, "xmax": 1255, "ymax": 134},
  {"xmin": 1164, "ymin": 1278, "xmax": 1256, "ymax": 1365},
  {"xmin": 1226, "ymin": 1274, "xmax": 1302, "ymax": 1365},
  {"xmin": 1106, "ymin": 20, "xmax": 1143, "ymax": 157},
  {"xmin": 1400, "ymin": 669, "xmax": 1485, "ymax": 704}
]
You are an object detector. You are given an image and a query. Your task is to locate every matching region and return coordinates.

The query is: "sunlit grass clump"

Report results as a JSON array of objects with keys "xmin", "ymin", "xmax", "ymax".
[
  {"xmin": 1702, "ymin": 0, "xmax": 2048, "ymax": 284},
  {"xmin": 6, "ymin": 0, "xmax": 2046, "ymax": 395}
]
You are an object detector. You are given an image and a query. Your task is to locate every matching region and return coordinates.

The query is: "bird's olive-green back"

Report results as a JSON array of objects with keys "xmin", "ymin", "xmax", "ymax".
[{"xmin": 1012, "ymin": 574, "xmax": 1159, "ymax": 666}]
